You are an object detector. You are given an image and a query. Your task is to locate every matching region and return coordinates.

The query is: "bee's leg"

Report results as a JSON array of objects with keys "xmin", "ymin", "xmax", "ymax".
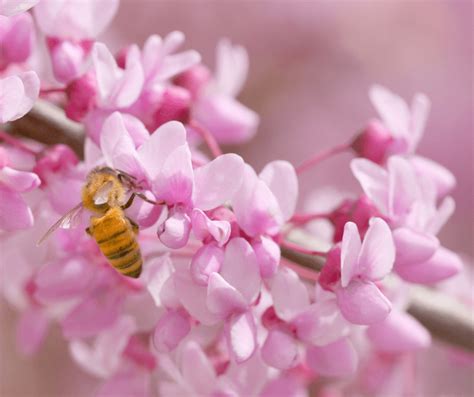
[
  {"xmin": 85, "ymin": 226, "xmax": 93, "ymax": 236},
  {"xmin": 135, "ymin": 192, "xmax": 161, "ymax": 205},
  {"xmin": 127, "ymin": 217, "xmax": 139, "ymax": 234},
  {"xmin": 122, "ymin": 193, "xmax": 136, "ymax": 210}
]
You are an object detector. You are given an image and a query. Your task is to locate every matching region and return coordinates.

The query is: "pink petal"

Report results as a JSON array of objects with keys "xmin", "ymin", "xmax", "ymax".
[
  {"xmin": 336, "ymin": 280, "xmax": 391, "ymax": 325},
  {"xmin": 410, "ymin": 93, "xmax": 430, "ymax": 151},
  {"xmin": 122, "ymin": 113, "xmax": 150, "ymax": 148},
  {"xmin": 193, "ymin": 153, "xmax": 244, "ymax": 211},
  {"xmin": 191, "ymin": 208, "xmax": 230, "ymax": 246},
  {"xmin": 137, "ymin": 120, "xmax": 187, "ymax": 181},
  {"xmin": 207, "ymin": 272, "xmax": 247, "ymax": 317},
  {"xmin": 173, "ymin": 269, "xmax": 219, "ymax": 326},
  {"xmin": 357, "ymin": 217, "xmax": 395, "ymax": 281},
  {"xmin": 190, "ymin": 243, "xmax": 225, "ymax": 285},
  {"xmin": 293, "ymin": 301, "xmax": 350, "ymax": 346},
  {"xmin": 395, "ymin": 246, "xmax": 462, "ymax": 284},
  {"xmin": 369, "ymin": 85, "xmax": 410, "ymax": 139},
  {"xmin": 34, "ymin": 0, "xmax": 118, "ymax": 38},
  {"xmin": 340, "ymin": 222, "xmax": 362, "ymax": 287},
  {"xmin": 225, "ymin": 311, "xmax": 257, "ymax": 363},
  {"xmin": 271, "ymin": 267, "xmax": 309, "ymax": 322},
  {"xmin": 159, "ymin": 50, "xmax": 201, "ymax": 81},
  {"xmin": 193, "ymin": 95, "xmax": 259, "ymax": 144},
  {"xmin": 181, "ymin": 341, "xmax": 216, "ymax": 395},
  {"xmin": 140, "ymin": 254, "xmax": 174, "ymax": 307},
  {"xmin": 99, "ymin": 112, "xmax": 143, "ymax": 176},
  {"xmin": 387, "ymin": 156, "xmax": 420, "ymax": 220},
  {"xmin": 232, "ymin": 165, "xmax": 282, "ymax": 237},
  {"xmin": 393, "ymin": 227, "xmax": 439, "ymax": 267},
  {"xmin": 259, "ymin": 160, "xmax": 298, "ymax": 222},
  {"xmin": 153, "ymin": 310, "xmax": 190, "ymax": 352},
  {"xmin": 410, "ymin": 155, "xmax": 456, "ymax": 199},
  {"xmin": 0, "ymin": 72, "xmax": 39, "ymax": 123},
  {"xmin": 220, "ymin": 238, "xmax": 261, "ymax": 304},
  {"xmin": 0, "ymin": 167, "xmax": 40, "ymax": 192},
  {"xmin": 366, "ymin": 310, "xmax": 431, "ymax": 353},
  {"xmin": 261, "ymin": 329, "xmax": 298, "ymax": 370},
  {"xmin": 153, "ymin": 145, "xmax": 193, "ymax": 206},
  {"xmin": 306, "ymin": 338, "xmax": 358, "ymax": 378},
  {"xmin": 0, "ymin": 186, "xmax": 34, "ymax": 230},
  {"xmin": 252, "ymin": 236, "xmax": 280, "ymax": 278},
  {"xmin": 214, "ymin": 39, "xmax": 249, "ymax": 97},
  {"xmin": 92, "ymin": 43, "xmax": 121, "ymax": 103},
  {"xmin": 350, "ymin": 158, "xmax": 389, "ymax": 215},
  {"xmin": 17, "ymin": 307, "xmax": 49, "ymax": 356},
  {"xmin": 110, "ymin": 45, "xmax": 144, "ymax": 108},
  {"xmin": 428, "ymin": 196, "xmax": 455, "ymax": 235},
  {"xmin": 1, "ymin": 13, "xmax": 35, "ymax": 64}
]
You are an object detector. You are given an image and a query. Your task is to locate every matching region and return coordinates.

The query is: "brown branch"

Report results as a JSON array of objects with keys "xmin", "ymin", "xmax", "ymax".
[{"xmin": 4, "ymin": 100, "xmax": 474, "ymax": 353}]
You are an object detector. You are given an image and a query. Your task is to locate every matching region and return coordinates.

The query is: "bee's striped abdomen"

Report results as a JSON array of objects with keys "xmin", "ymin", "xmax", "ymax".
[{"xmin": 90, "ymin": 208, "xmax": 142, "ymax": 278}]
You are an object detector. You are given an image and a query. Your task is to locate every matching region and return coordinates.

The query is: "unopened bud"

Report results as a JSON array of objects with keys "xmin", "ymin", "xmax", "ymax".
[
  {"xmin": 351, "ymin": 119, "xmax": 393, "ymax": 164},
  {"xmin": 173, "ymin": 64, "xmax": 211, "ymax": 99},
  {"xmin": 152, "ymin": 85, "xmax": 191, "ymax": 128},
  {"xmin": 65, "ymin": 73, "xmax": 97, "ymax": 122}
]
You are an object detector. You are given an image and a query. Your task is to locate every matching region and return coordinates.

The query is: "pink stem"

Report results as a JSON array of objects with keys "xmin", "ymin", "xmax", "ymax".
[
  {"xmin": 290, "ymin": 212, "xmax": 330, "ymax": 225},
  {"xmin": 40, "ymin": 87, "xmax": 66, "ymax": 95},
  {"xmin": 295, "ymin": 142, "xmax": 350, "ymax": 175},
  {"xmin": 189, "ymin": 120, "xmax": 223, "ymax": 158},
  {"xmin": 0, "ymin": 130, "xmax": 38, "ymax": 156},
  {"xmin": 280, "ymin": 240, "xmax": 327, "ymax": 257}
]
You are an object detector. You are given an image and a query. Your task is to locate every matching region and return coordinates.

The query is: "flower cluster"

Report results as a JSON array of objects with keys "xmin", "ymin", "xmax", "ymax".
[{"xmin": 0, "ymin": 1, "xmax": 468, "ymax": 396}]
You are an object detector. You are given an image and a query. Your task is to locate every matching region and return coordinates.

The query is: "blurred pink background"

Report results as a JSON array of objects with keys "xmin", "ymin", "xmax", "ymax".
[{"xmin": 2, "ymin": 1, "xmax": 472, "ymax": 396}]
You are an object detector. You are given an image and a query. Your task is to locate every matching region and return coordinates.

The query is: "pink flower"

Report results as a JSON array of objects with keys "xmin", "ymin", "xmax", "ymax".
[
  {"xmin": 0, "ymin": 13, "xmax": 35, "ymax": 70},
  {"xmin": 0, "ymin": 71, "xmax": 39, "ymax": 123},
  {"xmin": 185, "ymin": 39, "xmax": 259, "ymax": 144},
  {"xmin": 320, "ymin": 218, "xmax": 395, "ymax": 325},
  {"xmin": 351, "ymin": 156, "xmax": 461, "ymax": 284}
]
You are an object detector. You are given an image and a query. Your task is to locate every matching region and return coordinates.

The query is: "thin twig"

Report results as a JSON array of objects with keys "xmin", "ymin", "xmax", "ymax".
[{"xmin": 4, "ymin": 101, "xmax": 474, "ymax": 353}]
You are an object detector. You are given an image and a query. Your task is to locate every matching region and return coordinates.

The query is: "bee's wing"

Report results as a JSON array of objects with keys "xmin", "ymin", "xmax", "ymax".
[
  {"xmin": 93, "ymin": 180, "xmax": 114, "ymax": 205},
  {"xmin": 36, "ymin": 203, "xmax": 84, "ymax": 246}
]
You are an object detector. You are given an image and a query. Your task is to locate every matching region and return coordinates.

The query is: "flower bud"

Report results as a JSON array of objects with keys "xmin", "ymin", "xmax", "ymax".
[
  {"xmin": 319, "ymin": 246, "xmax": 341, "ymax": 291},
  {"xmin": 173, "ymin": 64, "xmax": 211, "ymax": 99},
  {"xmin": 208, "ymin": 206, "xmax": 241, "ymax": 239},
  {"xmin": 65, "ymin": 73, "xmax": 97, "ymax": 122},
  {"xmin": 351, "ymin": 119, "xmax": 393, "ymax": 164},
  {"xmin": 329, "ymin": 196, "xmax": 378, "ymax": 243},
  {"xmin": 47, "ymin": 37, "xmax": 92, "ymax": 84},
  {"xmin": 157, "ymin": 209, "xmax": 191, "ymax": 249},
  {"xmin": 253, "ymin": 236, "xmax": 280, "ymax": 278},
  {"xmin": 152, "ymin": 85, "xmax": 191, "ymax": 128},
  {"xmin": 190, "ymin": 242, "xmax": 225, "ymax": 285}
]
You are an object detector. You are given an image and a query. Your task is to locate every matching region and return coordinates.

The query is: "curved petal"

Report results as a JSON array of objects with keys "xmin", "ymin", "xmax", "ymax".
[
  {"xmin": 410, "ymin": 93, "xmax": 430, "ymax": 151},
  {"xmin": 410, "ymin": 155, "xmax": 456, "ymax": 199},
  {"xmin": 137, "ymin": 120, "xmax": 187, "ymax": 181},
  {"xmin": 336, "ymin": 280, "xmax": 391, "ymax": 325},
  {"xmin": 191, "ymin": 209, "xmax": 230, "ymax": 246},
  {"xmin": 306, "ymin": 338, "xmax": 358, "ymax": 378},
  {"xmin": 0, "ymin": 187, "xmax": 34, "ymax": 231},
  {"xmin": 193, "ymin": 153, "xmax": 244, "ymax": 210},
  {"xmin": 225, "ymin": 311, "xmax": 257, "ymax": 363},
  {"xmin": 259, "ymin": 160, "xmax": 298, "ymax": 222},
  {"xmin": 215, "ymin": 38, "xmax": 249, "ymax": 97},
  {"xmin": 261, "ymin": 329, "xmax": 298, "ymax": 370},
  {"xmin": 393, "ymin": 227, "xmax": 439, "ymax": 267},
  {"xmin": 350, "ymin": 158, "xmax": 389, "ymax": 215},
  {"xmin": 0, "ymin": 167, "xmax": 40, "ymax": 192},
  {"xmin": 220, "ymin": 238, "xmax": 261, "ymax": 304},
  {"xmin": 357, "ymin": 217, "xmax": 395, "ymax": 281},
  {"xmin": 252, "ymin": 236, "xmax": 281, "ymax": 278},
  {"xmin": 396, "ymin": 246, "xmax": 462, "ymax": 284},
  {"xmin": 153, "ymin": 310, "xmax": 190, "ymax": 352},
  {"xmin": 271, "ymin": 267, "xmax": 309, "ymax": 322},
  {"xmin": 366, "ymin": 310, "xmax": 431, "ymax": 353},
  {"xmin": 191, "ymin": 243, "xmax": 225, "ymax": 285},
  {"xmin": 0, "ymin": 72, "xmax": 39, "ymax": 123},
  {"xmin": 340, "ymin": 222, "xmax": 362, "ymax": 287},
  {"xmin": 207, "ymin": 272, "xmax": 247, "ymax": 317}
]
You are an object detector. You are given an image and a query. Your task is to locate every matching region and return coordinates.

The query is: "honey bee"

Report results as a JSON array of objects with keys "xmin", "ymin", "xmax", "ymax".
[{"xmin": 38, "ymin": 167, "xmax": 157, "ymax": 278}]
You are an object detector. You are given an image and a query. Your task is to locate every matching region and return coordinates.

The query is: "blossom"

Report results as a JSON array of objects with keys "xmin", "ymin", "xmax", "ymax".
[
  {"xmin": 351, "ymin": 156, "xmax": 462, "ymax": 284},
  {"xmin": 320, "ymin": 218, "xmax": 395, "ymax": 325}
]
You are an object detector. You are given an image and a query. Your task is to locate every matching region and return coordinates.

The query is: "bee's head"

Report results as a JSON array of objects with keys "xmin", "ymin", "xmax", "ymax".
[{"xmin": 82, "ymin": 168, "xmax": 126, "ymax": 213}]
